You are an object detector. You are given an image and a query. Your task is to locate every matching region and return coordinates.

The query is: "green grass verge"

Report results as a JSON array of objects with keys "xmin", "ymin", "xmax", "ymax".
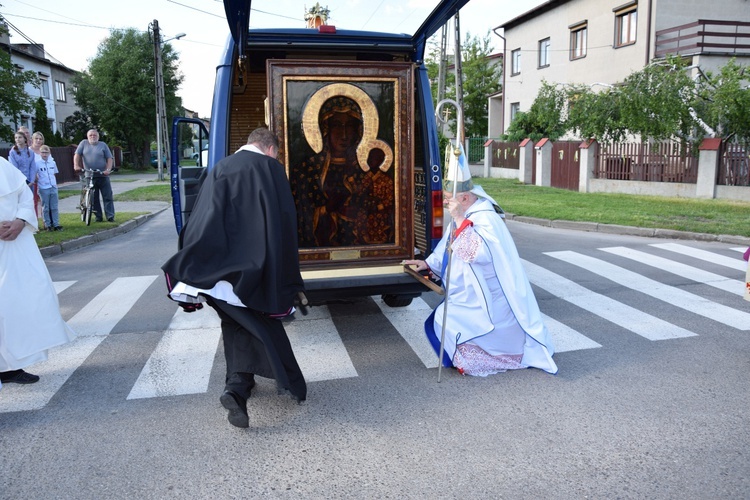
[
  {"xmin": 113, "ymin": 182, "xmax": 171, "ymax": 202},
  {"xmin": 480, "ymin": 178, "xmax": 750, "ymax": 237},
  {"xmin": 33, "ymin": 212, "xmax": 148, "ymax": 247}
]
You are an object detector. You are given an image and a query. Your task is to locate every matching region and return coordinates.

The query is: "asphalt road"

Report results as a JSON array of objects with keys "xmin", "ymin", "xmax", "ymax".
[{"xmin": 1, "ymin": 206, "xmax": 749, "ymax": 499}]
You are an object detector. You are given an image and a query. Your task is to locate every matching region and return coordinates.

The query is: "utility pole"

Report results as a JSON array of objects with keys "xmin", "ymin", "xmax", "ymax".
[
  {"xmin": 437, "ymin": 23, "xmax": 447, "ymax": 105},
  {"xmin": 453, "ymin": 11, "xmax": 464, "ymax": 145},
  {"xmin": 151, "ymin": 20, "xmax": 170, "ymax": 181}
]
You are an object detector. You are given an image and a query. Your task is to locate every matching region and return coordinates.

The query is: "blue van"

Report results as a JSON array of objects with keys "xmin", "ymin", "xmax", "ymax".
[{"xmin": 170, "ymin": 0, "xmax": 469, "ymax": 306}]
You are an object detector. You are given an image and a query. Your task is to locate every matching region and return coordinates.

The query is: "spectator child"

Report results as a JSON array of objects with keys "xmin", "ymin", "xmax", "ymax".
[{"xmin": 35, "ymin": 145, "xmax": 62, "ymax": 231}]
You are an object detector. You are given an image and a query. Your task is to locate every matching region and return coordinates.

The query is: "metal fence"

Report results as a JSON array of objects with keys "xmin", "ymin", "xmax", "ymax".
[
  {"xmin": 595, "ymin": 141, "xmax": 699, "ymax": 183},
  {"xmin": 467, "ymin": 137, "xmax": 487, "ymax": 163},
  {"xmin": 0, "ymin": 145, "xmax": 79, "ymax": 184},
  {"xmin": 718, "ymin": 140, "xmax": 749, "ymax": 186}
]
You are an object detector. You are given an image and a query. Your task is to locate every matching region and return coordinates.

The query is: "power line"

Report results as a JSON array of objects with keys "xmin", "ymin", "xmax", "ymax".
[
  {"xmin": 360, "ymin": 0, "xmax": 387, "ymax": 30},
  {"xmin": 166, "ymin": 0, "xmax": 303, "ymax": 23}
]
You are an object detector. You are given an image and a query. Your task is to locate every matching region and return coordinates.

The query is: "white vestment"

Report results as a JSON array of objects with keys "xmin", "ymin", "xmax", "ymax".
[
  {"xmin": 0, "ymin": 158, "xmax": 75, "ymax": 373},
  {"xmin": 425, "ymin": 197, "xmax": 557, "ymax": 376}
]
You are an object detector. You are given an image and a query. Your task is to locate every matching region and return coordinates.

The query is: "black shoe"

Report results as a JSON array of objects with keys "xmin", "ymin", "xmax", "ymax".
[
  {"xmin": 0, "ymin": 370, "xmax": 40, "ymax": 384},
  {"xmin": 95, "ymin": 218, "xmax": 103, "ymax": 223},
  {"xmin": 45, "ymin": 227, "xmax": 53, "ymax": 232},
  {"xmin": 107, "ymin": 218, "xmax": 115, "ymax": 222},
  {"xmin": 220, "ymin": 390, "xmax": 249, "ymax": 428},
  {"xmin": 54, "ymin": 226, "xmax": 63, "ymax": 231}
]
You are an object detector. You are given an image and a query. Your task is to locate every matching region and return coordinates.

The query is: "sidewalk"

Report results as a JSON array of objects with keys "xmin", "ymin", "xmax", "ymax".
[{"xmin": 56, "ymin": 172, "xmax": 170, "ymax": 215}]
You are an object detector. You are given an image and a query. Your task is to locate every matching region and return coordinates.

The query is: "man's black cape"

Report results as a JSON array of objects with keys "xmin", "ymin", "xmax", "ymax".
[{"xmin": 162, "ymin": 150, "xmax": 304, "ymax": 314}]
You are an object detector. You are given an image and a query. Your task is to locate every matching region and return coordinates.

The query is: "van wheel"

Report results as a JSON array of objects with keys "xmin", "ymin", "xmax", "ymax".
[{"xmin": 381, "ymin": 294, "xmax": 413, "ymax": 308}]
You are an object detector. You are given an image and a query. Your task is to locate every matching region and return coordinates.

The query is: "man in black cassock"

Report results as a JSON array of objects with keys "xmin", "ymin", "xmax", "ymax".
[{"xmin": 162, "ymin": 128, "xmax": 306, "ymax": 428}]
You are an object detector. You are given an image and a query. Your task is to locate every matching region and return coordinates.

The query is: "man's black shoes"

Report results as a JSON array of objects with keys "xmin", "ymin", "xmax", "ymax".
[
  {"xmin": 0, "ymin": 370, "xmax": 40, "ymax": 384},
  {"xmin": 220, "ymin": 390, "xmax": 249, "ymax": 428}
]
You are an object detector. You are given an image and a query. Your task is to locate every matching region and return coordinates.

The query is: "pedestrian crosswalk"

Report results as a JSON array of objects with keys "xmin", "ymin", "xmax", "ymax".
[{"xmin": 1, "ymin": 242, "xmax": 748, "ymax": 413}]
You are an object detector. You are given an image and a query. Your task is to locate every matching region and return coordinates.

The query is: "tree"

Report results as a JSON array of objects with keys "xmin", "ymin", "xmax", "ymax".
[
  {"xmin": 63, "ymin": 111, "xmax": 94, "ymax": 145},
  {"xmin": 73, "ymin": 28, "xmax": 183, "ymax": 169},
  {"xmin": 504, "ymin": 81, "xmax": 568, "ymax": 141},
  {"xmin": 32, "ymin": 96, "xmax": 57, "ymax": 145},
  {"xmin": 0, "ymin": 12, "xmax": 40, "ymax": 142},
  {"xmin": 696, "ymin": 59, "xmax": 750, "ymax": 142},
  {"xmin": 460, "ymin": 32, "xmax": 501, "ymax": 138},
  {"xmin": 425, "ymin": 30, "xmax": 499, "ymax": 139}
]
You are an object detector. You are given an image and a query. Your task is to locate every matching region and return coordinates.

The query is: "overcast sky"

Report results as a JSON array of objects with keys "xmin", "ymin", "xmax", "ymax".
[{"xmin": 1, "ymin": 0, "xmax": 545, "ymax": 117}]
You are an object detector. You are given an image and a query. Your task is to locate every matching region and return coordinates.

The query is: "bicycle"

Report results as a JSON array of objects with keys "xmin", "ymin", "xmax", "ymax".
[{"xmin": 78, "ymin": 169, "xmax": 103, "ymax": 226}]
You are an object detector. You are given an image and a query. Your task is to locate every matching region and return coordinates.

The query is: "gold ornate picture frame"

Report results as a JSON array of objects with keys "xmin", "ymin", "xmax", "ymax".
[{"xmin": 267, "ymin": 60, "xmax": 414, "ymax": 267}]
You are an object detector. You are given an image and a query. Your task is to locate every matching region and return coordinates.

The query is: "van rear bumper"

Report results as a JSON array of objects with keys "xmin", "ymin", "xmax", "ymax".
[{"xmin": 301, "ymin": 265, "xmax": 429, "ymax": 303}]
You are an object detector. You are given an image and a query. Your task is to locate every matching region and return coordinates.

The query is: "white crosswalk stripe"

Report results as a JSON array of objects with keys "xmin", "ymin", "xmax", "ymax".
[
  {"xmin": 285, "ymin": 305, "xmax": 358, "ymax": 382},
  {"xmin": 53, "ymin": 281, "xmax": 76, "ymax": 294},
  {"xmin": 128, "ymin": 302, "xmax": 357, "ymax": 399},
  {"xmin": 0, "ymin": 276, "xmax": 158, "ymax": 412},
  {"xmin": 67, "ymin": 276, "xmax": 158, "ymax": 336},
  {"xmin": 5, "ymin": 242, "xmax": 748, "ymax": 411},
  {"xmin": 375, "ymin": 296, "xmax": 439, "ymax": 368},
  {"xmin": 542, "ymin": 314, "xmax": 602, "ymax": 353},
  {"xmin": 128, "ymin": 307, "xmax": 222, "ymax": 399},
  {"xmin": 650, "ymin": 243, "xmax": 747, "ymax": 271},
  {"xmin": 0, "ymin": 337, "xmax": 105, "ymax": 412},
  {"xmin": 545, "ymin": 251, "xmax": 750, "ymax": 330},
  {"xmin": 523, "ymin": 259, "xmax": 697, "ymax": 341},
  {"xmin": 600, "ymin": 246, "xmax": 744, "ymax": 295}
]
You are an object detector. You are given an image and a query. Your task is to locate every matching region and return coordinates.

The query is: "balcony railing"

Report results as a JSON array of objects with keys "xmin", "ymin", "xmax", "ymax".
[{"xmin": 655, "ymin": 19, "xmax": 750, "ymax": 57}]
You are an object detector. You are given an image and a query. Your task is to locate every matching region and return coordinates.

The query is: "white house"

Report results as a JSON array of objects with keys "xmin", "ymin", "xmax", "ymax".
[
  {"xmin": 0, "ymin": 26, "xmax": 80, "ymax": 146},
  {"xmin": 492, "ymin": 0, "xmax": 750, "ymax": 136}
]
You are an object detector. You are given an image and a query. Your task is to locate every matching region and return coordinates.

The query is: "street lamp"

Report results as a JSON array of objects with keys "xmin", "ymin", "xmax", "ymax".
[{"xmin": 151, "ymin": 20, "xmax": 185, "ymax": 181}]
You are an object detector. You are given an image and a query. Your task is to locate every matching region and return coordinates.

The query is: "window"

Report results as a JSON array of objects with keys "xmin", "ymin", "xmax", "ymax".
[
  {"xmin": 570, "ymin": 22, "xmax": 587, "ymax": 60},
  {"xmin": 55, "ymin": 81, "xmax": 67, "ymax": 102},
  {"xmin": 615, "ymin": 6, "xmax": 637, "ymax": 47},
  {"xmin": 39, "ymin": 79, "xmax": 50, "ymax": 99},
  {"xmin": 511, "ymin": 48, "xmax": 521, "ymax": 76},
  {"xmin": 538, "ymin": 38, "xmax": 550, "ymax": 68},
  {"xmin": 510, "ymin": 102, "xmax": 521, "ymax": 122}
]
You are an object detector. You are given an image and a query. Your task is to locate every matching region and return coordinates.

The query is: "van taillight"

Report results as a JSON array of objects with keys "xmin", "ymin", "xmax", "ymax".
[{"xmin": 431, "ymin": 190, "xmax": 443, "ymax": 239}]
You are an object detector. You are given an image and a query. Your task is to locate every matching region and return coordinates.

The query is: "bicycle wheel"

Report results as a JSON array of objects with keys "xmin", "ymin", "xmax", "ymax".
[
  {"xmin": 79, "ymin": 188, "xmax": 88, "ymax": 222},
  {"xmin": 84, "ymin": 188, "xmax": 93, "ymax": 226}
]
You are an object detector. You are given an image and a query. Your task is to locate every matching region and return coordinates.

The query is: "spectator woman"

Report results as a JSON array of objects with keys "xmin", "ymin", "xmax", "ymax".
[
  {"xmin": 30, "ymin": 131, "xmax": 45, "ymax": 156},
  {"xmin": 8, "ymin": 131, "xmax": 37, "ymax": 189}
]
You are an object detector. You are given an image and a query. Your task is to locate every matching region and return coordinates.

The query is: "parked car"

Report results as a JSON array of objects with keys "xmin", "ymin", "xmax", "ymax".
[
  {"xmin": 150, "ymin": 151, "xmax": 167, "ymax": 169},
  {"xmin": 191, "ymin": 145, "xmax": 209, "ymax": 166}
]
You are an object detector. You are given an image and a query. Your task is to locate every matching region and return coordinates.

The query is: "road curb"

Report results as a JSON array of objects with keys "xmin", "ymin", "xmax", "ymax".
[
  {"xmin": 40, "ymin": 207, "xmax": 169, "ymax": 259},
  {"xmin": 504, "ymin": 212, "xmax": 750, "ymax": 246}
]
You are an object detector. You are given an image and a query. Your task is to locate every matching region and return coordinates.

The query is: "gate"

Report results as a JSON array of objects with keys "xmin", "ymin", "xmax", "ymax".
[
  {"xmin": 467, "ymin": 137, "xmax": 486, "ymax": 163},
  {"xmin": 551, "ymin": 141, "xmax": 580, "ymax": 191}
]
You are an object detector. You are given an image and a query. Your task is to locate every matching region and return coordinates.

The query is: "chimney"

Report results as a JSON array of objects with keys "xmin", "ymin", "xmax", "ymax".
[{"xmin": 14, "ymin": 43, "xmax": 46, "ymax": 59}]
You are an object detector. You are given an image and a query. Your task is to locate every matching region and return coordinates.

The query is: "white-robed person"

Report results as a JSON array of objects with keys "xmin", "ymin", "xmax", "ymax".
[
  {"xmin": 0, "ymin": 157, "xmax": 75, "ymax": 388},
  {"xmin": 404, "ymin": 146, "xmax": 557, "ymax": 377}
]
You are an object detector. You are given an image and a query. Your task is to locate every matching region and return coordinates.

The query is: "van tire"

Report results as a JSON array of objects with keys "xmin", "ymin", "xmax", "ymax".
[{"xmin": 381, "ymin": 294, "xmax": 413, "ymax": 308}]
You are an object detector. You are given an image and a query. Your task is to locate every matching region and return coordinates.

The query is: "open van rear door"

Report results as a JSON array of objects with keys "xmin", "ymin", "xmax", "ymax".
[{"xmin": 169, "ymin": 117, "xmax": 210, "ymax": 234}]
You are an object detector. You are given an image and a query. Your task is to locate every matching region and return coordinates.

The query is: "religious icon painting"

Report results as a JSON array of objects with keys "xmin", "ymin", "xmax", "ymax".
[{"xmin": 267, "ymin": 60, "xmax": 414, "ymax": 267}]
